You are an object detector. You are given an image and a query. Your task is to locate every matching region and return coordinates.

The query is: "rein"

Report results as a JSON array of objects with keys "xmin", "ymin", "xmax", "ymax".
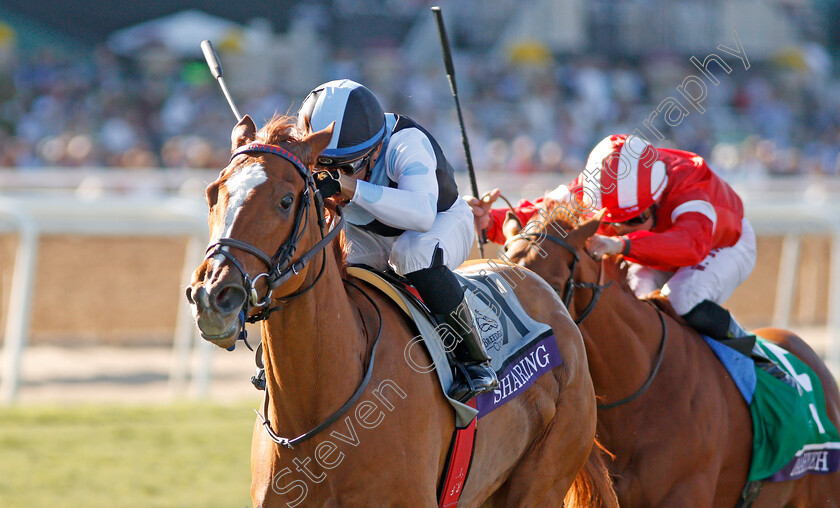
[
  {"xmin": 206, "ymin": 141, "xmax": 382, "ymax": 449},
  {"xmin": 596, "ymin": 304, "xmax": 667, "ymax": 409},
  {"xmin": 255, "ymin": 279, "xmax": 383, "ymax": 449},
  {"xmin": 507, "ymin": 229, "xmax": 667, "ymax": 409},
  {"xmin": 509, "ymin": 232, "xmax": 611, "ymax": 325}
]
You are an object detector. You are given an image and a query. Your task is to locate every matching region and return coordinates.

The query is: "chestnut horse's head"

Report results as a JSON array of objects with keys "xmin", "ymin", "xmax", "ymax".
[
  {"xmin": 503, "ymin": 199, "xmax": 602, "ymax": 270},
  {"xmin": 186, "ymin": 114, "xmax": 334, "ymax": 349},
  {"xmin": 503, "ymin": 200, "xmax": 608, "ymax": 319}
]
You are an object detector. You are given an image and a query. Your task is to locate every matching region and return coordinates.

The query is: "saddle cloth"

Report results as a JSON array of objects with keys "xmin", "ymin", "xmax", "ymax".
[
  {"xmin": 702, "ymin": 335, "xmax": 840, "ymax": 482},
  {"xmin": 346, "ymin": 266, "xmax": 561, "ymax": 427}
]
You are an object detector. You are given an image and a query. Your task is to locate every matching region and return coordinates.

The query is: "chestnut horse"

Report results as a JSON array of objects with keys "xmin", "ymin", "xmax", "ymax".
[
  {"xmin": 186, "ymin": 115, "xmax": 617, "ymax": 507},
  {"xmin": 501, "ymin": 202, "xmax": 840, "ymax": 507}
]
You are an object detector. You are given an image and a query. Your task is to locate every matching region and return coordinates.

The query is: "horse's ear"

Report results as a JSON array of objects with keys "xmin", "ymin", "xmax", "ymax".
[
  {"xmin": 231, "ymin": 115, "xmax": 257, "ymax": 152},
  {"xmin": 502, "ymin": 211, "xmax": 522, "ymax": 238},
  {"xmin": 576, "ymin": 209, "xmax": 606, "ymax": 240},
  {"xmin": 302, "ymin": 121, "xmax": 335, "ymax": 158},
  {"xmin": 299, "ymin": 113, "xmax": 313, "ymax": 134}
]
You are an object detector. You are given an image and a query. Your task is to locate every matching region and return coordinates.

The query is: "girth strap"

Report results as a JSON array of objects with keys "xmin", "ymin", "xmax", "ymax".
[
  {"xmin": 437, "ymin": 399, "xmax": 478, "ymax": 507},
  {"xmin": 736, "ymin": 480, "xmax": 762, "ymax": 508}
]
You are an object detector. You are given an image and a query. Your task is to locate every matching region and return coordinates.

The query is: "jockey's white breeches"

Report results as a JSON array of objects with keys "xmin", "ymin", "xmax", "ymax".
[
  {"xmin": 628, "ymin": 218, "xmax": 757, "ymax": 315},
  {"xmin": 344, "ymin": 198, "xmax": 475, "ymax": 275}
]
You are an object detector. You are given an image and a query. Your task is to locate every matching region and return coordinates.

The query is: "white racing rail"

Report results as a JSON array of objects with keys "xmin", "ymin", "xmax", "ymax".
[
  {"xmin": 0, "ymin": 193, "xmax": 212, "ymax": 404},
  {"xmin": 742, "ymin": 196, "xmax": 840, "ymax": 381},
  {"xmin": 1, "ymin": 171, "xmax": 839, "ymax": 403}
]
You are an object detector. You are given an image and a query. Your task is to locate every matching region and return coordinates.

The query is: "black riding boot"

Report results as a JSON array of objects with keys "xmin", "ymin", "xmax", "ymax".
[
  {"xmin": 681, "ymin": 300, "xmax": 793, "ymax": 384},
  {"xmin": 437, "ymin": 299, "xmax": 498, "ymax": 403},
  {"xmin": 405, "ymin": 246, "xmax": 498, "ymax": 403},
  {"xmin": 682, "ymin": 300, "xmax": 755, "ymax": 356}
]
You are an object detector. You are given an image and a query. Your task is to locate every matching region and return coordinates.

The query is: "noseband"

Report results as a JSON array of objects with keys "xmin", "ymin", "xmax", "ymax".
[
  {"xmin": 204, "ymin": 142, "xmax": 344, "ymax": 348},
  {"xmin": 506, "ymin": 232, "xmax": 611, "ymax": 325}
]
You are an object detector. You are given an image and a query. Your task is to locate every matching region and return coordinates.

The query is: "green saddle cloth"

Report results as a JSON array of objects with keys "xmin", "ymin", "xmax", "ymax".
[{"xmin": 748, "ymin": 337, "xmax": 840, "ymax": 482}]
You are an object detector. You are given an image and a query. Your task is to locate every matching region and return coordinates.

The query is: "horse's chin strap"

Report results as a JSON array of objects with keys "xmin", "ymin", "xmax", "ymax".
[{"xmin": 513, "ymin": 232, "xmax": 612, "ymax": 324}]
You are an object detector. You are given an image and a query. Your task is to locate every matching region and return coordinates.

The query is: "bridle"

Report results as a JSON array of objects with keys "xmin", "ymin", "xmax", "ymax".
[
  {"xmin": 204, "ymin": 142, "xmax": 343, "ymax": 348},
  {"xmin": 204, "ymin": 141, "xmax": 384, "ymax": 450},
  {"xmin": 505, "ymin": 226, "xmax": 667, "ymax": 410},
  {"xmin": 506, "ymin": 231, "xmax": 611, "ymax": 325}
]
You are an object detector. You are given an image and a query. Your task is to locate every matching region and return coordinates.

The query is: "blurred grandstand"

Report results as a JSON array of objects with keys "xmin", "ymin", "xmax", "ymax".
[{"xmin": 0, "ymin": 0, "xmax": 838, "ymax": 178}]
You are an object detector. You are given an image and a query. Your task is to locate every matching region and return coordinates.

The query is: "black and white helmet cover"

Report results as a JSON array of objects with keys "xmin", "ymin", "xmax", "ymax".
[{"xmin": 299, "ymin": 79, "xmax": 386, "ymax": 167}]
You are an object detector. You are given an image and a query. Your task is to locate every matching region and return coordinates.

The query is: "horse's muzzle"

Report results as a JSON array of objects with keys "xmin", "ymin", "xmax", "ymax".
[{"xmin": 186, "ymin": 283, "xmax": 247, "ymax": 346}]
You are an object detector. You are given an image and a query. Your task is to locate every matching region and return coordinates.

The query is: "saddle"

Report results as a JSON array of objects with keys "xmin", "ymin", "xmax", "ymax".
[
  {"xmin": 351, "ymin": 265, "xmax": 437, "ymax": 325},
  {"xmin": 702, "ymin": 334, "xmax": 840, "ymax": 485},
  {"xmin": 346, "ymin": 265, "xmax": 561, "ymax": 422}
]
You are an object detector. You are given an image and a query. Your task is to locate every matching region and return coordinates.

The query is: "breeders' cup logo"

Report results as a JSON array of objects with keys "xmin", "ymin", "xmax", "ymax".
[
  {"xmin": 477, "ymin": 314, "xmax": 503, "ymax": 351},
  {"xmin": 465, "ymin": 287, "xmax": 504, "ymax": 352},
  {"xmin": 317, "ymin": 156, "xmax": 335, "ymax": 165}
]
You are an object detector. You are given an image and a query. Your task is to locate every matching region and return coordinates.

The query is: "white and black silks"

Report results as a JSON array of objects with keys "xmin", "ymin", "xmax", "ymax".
[{"xmin": 343, "ymin": 113, "xmax": 459, "ymax": 237}]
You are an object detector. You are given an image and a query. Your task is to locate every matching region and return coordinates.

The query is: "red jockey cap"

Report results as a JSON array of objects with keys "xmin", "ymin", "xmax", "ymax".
[{"xmin": 577, "ymin": 134, "xmax": 668, "ymax": 222}]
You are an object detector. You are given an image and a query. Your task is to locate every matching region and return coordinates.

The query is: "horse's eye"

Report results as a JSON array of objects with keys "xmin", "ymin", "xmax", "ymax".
[{"xmin": 279, "ymin": 193, "xmax": 294, "ymax": 209}]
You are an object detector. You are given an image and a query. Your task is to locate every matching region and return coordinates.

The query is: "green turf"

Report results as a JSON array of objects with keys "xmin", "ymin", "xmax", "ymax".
[{"xmin": 0, "ymin": 401, "xmax": 262, "ymax": 508}]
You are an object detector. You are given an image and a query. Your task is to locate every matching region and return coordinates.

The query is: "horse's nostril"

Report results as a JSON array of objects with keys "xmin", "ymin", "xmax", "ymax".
[
  {"xmin": 185, "ymin": 286, "xmax": 195, "ymax": 304},
  {"xmin": 214, "ymin": 284, "xmax": 246, "ymax": 313}
]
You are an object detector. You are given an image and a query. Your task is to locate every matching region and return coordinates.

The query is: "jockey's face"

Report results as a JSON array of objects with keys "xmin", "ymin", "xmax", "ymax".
[
  {"xmin": 347, "ymin": 142, "xmax": 383, "ymax": 182},
  {"xmin": 607, "ymin": 207, "xmax": 655, "ymax": 235},
  {"xmin": 315, "ymin": 142, "xmax": 383, "ymax": 179}
]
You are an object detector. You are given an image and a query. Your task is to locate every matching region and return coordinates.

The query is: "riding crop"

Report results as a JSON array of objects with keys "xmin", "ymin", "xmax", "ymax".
[
  {"xmin": 200, "ymin": 39, "xmax": 243, "ymax": 122},
  {"xmin": 431, "ymin": 6, "xmax": 486, "ymax": 257}
]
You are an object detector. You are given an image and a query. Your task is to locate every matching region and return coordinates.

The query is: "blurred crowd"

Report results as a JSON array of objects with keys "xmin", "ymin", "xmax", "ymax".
[{"xmin": 1, "ymin": 38, "xmax": 839, "ymax": 181}]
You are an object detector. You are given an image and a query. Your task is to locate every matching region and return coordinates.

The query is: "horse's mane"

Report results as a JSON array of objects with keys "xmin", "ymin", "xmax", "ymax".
[
  {"xmin": 528, "ymin": 199, "xmax": 633, "ymax": 292},
  {"xmin": 536, "ymin": 192, "xmax": 587, "ymax": 224},
  {"xmin": 333, "ymin": 218, "xmax": 348, "ymax": 278},
  {"xmin": 525, "ymin": 197, "xmax": 584, "ymax": 236},
  {"xmin": 256, "ymin": 114, "xmax": 317, "ymax": 167}
]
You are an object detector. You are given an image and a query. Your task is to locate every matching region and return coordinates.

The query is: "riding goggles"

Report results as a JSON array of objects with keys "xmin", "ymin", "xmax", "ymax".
[
  {"xmin": 315, "ymin": 153, "xmax": 371, "ymax": 176},
  {"xmin": 607, "ymin": 207, "xmax": 653, "ymax": 227}
]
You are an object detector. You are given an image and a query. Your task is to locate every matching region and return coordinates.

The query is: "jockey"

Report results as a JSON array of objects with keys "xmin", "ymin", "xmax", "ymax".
[
  {"xmin": 468, "ymin": 134, "xmax": 757, "ymax": 346},
  {"xmin": 300, "ymin": 79, "xmax": 497, "ymax": 401}
]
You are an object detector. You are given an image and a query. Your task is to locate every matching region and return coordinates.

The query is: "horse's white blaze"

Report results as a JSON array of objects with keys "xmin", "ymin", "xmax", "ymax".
[{"xmin": 211, "ymin": 162, "xmax": 267, "ymax": 266}]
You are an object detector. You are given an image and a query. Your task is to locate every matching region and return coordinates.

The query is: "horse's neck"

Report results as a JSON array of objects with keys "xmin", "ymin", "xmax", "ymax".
[
  {"xmin": 260, "ymin": 248, "xmax": 367, "ymax": 435},
  {"xmin": 573, "ymin": 266, "xmax": 664, "ymax": 393}
]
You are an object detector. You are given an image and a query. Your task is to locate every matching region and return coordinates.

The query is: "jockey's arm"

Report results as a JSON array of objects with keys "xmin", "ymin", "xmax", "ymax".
[
  {"xmin": 486, "ymin": 205, "xmax": 538, "ymax": 244},
  {"xmin": 623, "ymin": 212, "xmax": 715, "ymax": 270},
  {"xmin": 349, "ymin": 130, "xmax": 439, "ymax": 232},
  {"xmin": 482, "ymin": 182, "xmax": 575, "ymax": 244}
]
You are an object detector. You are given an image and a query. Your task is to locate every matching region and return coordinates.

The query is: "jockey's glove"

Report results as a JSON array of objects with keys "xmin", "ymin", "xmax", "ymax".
[{"xmin": 314, "ymin": 169, "xmax": 342, "ymax": 198}]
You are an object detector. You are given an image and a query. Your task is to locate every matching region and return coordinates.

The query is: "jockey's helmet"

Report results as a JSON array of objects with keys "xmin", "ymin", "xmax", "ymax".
[
  {"xmin": 299, "ymin": 79, "xmax": 386, "ymax": 175},
  {"xmin": 577, "ymin": 134, "xmax": 668, "ymax": 223}
]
